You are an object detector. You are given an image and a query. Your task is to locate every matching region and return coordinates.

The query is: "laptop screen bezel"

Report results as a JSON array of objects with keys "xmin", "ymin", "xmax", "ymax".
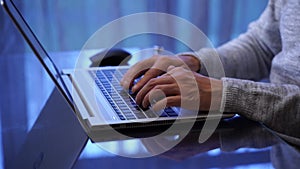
[{"xmin": 1, "ymin": 0, "xmax": 74, "ymax": 109}]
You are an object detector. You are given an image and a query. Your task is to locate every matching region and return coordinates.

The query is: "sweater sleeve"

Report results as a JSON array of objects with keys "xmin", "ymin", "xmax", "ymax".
[
  {"xmin": 196, "ymin": 0, "xmax": 282, "ymax": 80},
  {"xmin": 221, "ymin": 77, "xmax": 300, "ymax": 139}
]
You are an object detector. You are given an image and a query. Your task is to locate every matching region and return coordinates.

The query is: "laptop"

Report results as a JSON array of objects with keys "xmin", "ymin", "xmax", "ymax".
[{"xmin": 1, "ymin": 0, "xmax": 233, "ymax": 142}]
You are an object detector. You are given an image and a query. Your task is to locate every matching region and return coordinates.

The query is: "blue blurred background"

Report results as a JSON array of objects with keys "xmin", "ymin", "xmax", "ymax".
[
  {"xmin": 0, "ymin": 0, "xmax": 268, "ymax": 168},
  {"xmin": 12, "ymin": 0, "xmax": 268, "ymax": 52}
]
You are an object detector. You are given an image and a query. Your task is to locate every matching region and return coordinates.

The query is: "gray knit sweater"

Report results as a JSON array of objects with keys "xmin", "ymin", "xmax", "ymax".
[{"xmin": 196, "ymin": 0, "xmax": 300, "ymax": 140}]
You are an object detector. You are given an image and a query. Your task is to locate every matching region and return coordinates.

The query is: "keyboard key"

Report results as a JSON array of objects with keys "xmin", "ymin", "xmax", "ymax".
[
  {"xmin": 91, "ymin": 69, "xmax": 175, "ymax": 121},
  {"xmin": 144, "ymin": 110, "xmax": 157, "ymax": 118},
  {"xmin": 119, "ymin": 116, "xmax": 126, "ymax": 120},
  {"xmin": 133, "ymin": 111, "xmax": 147, "ymax": 119},
  {"xmin": 164, "ymin": 108, "xmax": 178, "ymax": 117},
  {"xmin": 159, "ymin": 112, "xmax": 168, "ymax": 117},
  {"xmin": 126, "ymin": 116, "xmax": 136, "ymax": 120}
]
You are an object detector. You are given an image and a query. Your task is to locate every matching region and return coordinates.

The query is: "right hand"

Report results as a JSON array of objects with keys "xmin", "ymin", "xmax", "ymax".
[{"xmin": 120, "ymin": 55, "xmax": 200, "ymax": 93}]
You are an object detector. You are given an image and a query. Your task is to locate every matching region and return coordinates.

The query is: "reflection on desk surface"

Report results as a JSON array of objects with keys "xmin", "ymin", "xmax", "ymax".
[{"xmin": 76, "ymin": 116, "xmax": 300, "ymax": 169}]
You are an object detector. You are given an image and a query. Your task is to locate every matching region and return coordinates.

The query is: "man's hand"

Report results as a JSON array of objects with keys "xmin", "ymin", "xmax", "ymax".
[
  {"xmin": 135, "ymin": 66, "xmax": 223, "ymax": 112},
  {"xmin": 120, "ymin": 55, "xmax": 200, "ymax": 93}
]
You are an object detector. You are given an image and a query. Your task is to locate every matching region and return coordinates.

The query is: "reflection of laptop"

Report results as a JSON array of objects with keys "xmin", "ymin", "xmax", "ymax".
[{"xmin": 2, "ymin": 0, "xmax": 233, "ymax": 142}]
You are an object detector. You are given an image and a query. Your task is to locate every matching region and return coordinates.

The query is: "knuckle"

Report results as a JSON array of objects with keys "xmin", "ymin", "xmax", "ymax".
[
  {"xmin": 147, "ymin": 69, "xmax": 158, "ymax": 76},
  {"xmin": 153, "ymin": 55, "xmax": 165, "ymax": 62},
  {"xmin": 148, "ymin": 78, "xmax": 157, "ymax": 87},
  {"xmin": 153, "ymin": 85, "xmax": 162, "ymax": 90},
  {"xmin": 160, "ymin": 56, "xmax": 170, "ymax": 63}
]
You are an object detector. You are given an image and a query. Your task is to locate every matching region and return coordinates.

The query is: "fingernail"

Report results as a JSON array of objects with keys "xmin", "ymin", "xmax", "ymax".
[
  {"xmin": 132, "ymin": 85, "xmax": 137, "ymax": 93},
  {"xmin": 151, "ymin": 105, "xmax": 159, "ymax": 112},
  {"xmin": 135, "ymin": 98, "xmax": 141, "ymax": 106},
  {"xmin": 142, "ymin": 102, "xmax": 147, "ymax": 109}
]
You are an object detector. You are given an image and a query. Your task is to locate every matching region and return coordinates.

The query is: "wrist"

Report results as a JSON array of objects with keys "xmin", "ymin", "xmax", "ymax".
[
  {"xmin": 178, "ymin": 54, "xmax": 201, "ymax": 72},
  {"xmin": 209, "ymin": 78, "xmax": 223, "ymax": 111},
  {"xmin": 194, "ymin": 73, "xmax": 223, "ymax": 111}
]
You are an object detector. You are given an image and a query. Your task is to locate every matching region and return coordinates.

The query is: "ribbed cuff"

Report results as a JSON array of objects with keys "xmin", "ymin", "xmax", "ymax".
[{"xmin": 221, "ymin": 77, "xmax": 257, "ymax": 117}]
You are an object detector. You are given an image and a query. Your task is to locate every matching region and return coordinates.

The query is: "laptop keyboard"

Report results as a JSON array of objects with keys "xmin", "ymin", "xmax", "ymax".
[{"xmin": 89, "ymin": 68, "xmax": 178, "ymax": 120}]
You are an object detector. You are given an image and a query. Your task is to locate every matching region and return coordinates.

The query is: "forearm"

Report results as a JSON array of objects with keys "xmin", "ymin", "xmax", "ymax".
[
  {"xmin": 221, "ymin": 78, "xmax": 300, "ymax": 138},
  {"xmin": 196, "ymin": 27, "xmax": 277, "ymax": 80},
  {"xmin": 216, "ymin": 29, "xmax": 275, "ymax": 80},
  {"xmin": 195, "ymin": 0, "xmax": 280, "ymax": 80}
]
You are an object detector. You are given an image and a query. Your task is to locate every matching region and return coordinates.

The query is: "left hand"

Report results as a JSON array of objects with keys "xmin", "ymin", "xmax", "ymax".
[
  {"xmin": 120, "ymin": 55, "xmax": 200, "ymax": 93},
  {"xmin": 135, "ymin": 66, "xmax": 223, "ymax": 112}
]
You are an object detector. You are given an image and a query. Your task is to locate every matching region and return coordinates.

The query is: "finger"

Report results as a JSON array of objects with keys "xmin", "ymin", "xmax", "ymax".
[
  {"xmin": 132, "ymin": 68, "xmax": 165, "ymax": 93},
  {"xmin": 125, "ymin": 69, "xmax": 149, "ymax": 90},
  {"xmin": 120, "ymin": 69, "xmax": 144, "ymax": 90},
  {"xmin": 151, "ymin": 96, "xmax": 181, "ymax": 112},
  {"xmin": 132, "ymin": 58, "xmax": 174, "ymax": 93},
  {"xmin": 120, "ymin": 58, "xmax": 155, "ymax": 90},
  {"xmin": 120, "ymin": 67, "xmax": 146, "ymax": 90},
  {"xmin": 142, "ymin": 84, "xmax": 179, "ymax": 108},
  {"xmin": 135, "ymin": 75, "xmax": 174, "ymax": 106}
]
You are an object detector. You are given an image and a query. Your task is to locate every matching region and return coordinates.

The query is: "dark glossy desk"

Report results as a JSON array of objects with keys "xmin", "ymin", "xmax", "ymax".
[{"xmin": 74, "ymin": 114, "xmax": 300, "ymax": 169}]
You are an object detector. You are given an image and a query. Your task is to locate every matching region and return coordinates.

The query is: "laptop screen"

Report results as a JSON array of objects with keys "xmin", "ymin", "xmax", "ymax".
[
  {"xmin": 3, "ymin": 0, "xmax": 196, "ymax": 108},
  {"xmin": 2, "ymin": 0, "xmax": 77, "ymax": 106}
]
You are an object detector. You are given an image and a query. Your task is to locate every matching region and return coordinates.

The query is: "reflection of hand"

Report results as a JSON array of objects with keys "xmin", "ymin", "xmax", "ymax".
[
  {"xmin": 158, "ymin": 132, "xmax": 220, "ymax": 161},
  {"xmin": 135, "ymin": 66, "xmax": 223, "ymax": 111},
  {"xmin": 141, "ymin": 131, "xmax": 220, "ymax": 161},
  {"xmin": 120, "ymin": 55, "xmax": 200, "ymax": 93},
  {"xmin": 148, "ymin": 117, "xmax": 278, "ymax": 161}
]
